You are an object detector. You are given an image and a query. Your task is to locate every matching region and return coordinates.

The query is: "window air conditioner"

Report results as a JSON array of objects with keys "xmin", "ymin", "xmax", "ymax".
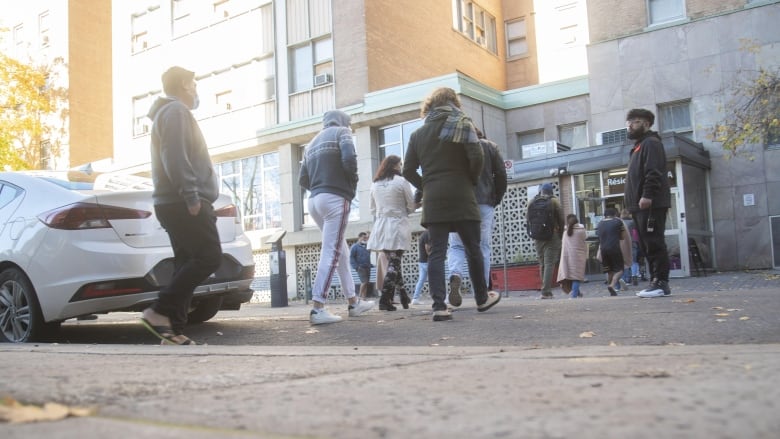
[
  {"xmin": 313, "ymin": 73, "xmax": 332, "ymax": 86},
  {"xmin": 596, "ymin": 128, "xmax": 628, "ymax": 145}
]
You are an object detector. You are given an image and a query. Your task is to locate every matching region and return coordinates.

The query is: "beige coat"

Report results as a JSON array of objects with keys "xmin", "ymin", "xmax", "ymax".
[
  {"xmin": 366, "ymin": 175, "xmax": 417, "ymax": 251},
  {"xmin": 557, "ymin": 223, "xmax": 587, "ymax": 282}
]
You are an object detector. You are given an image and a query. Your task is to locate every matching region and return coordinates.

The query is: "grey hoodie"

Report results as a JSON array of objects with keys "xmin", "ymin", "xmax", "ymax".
[
  {"xmin": 298, "ymin": 110, "xmax": 358, "ymax": 200},
  {"xmin": 148, "ymin": 97, "xmax": 219, "ymax": 208}
]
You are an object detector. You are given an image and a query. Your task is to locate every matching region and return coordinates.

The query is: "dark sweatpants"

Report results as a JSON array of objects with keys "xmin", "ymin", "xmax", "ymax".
[
  {"xmin": 632, "ymin": 208, "xmax": 670, "ymax": 283},
  {"xmin": 153, "ymin": 201, "xmax": 223, "ymax": 334},
  {"xmin": 427, "ymin": 221, "xmax": 488, "ymax": 311}
]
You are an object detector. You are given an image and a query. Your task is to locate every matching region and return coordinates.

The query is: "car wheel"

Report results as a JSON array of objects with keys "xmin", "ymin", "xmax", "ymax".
[
  {"xmin": 0, "ymin": 268, "xmax": 59, "ymax": 343},
  {"xmin": 187, "ymin": 296, "xmax": 223, "ymax": 324}
]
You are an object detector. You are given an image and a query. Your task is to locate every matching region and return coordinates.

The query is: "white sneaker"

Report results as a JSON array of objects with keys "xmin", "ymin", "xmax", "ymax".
[
  {"xmin": 310, "ymin": 308, "xmax": 342, "ymax": 324},
  {"xmin": 636, "ymin": 288, "xmax": 664, "ymax": 298},
  {"xmin": 477, "ymin": 291, "xmax": 501, "ymax": 312},
  {"xmin": 411, "ymin": 299, "xmax": 425, "ymax": 305},
  {"xmin": 348, "ymin": 299, "xmax": 375, "ymax": 317},
  {"xmin": 618, "ymin": 278, "xmax": 629, "ymax": 291},
  {"xmin": 432, "ymin": 309, "xmax": 452, "ymax": 321}
]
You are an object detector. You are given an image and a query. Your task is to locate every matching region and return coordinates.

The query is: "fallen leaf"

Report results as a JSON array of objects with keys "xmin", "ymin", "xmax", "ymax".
[
  {"xmin": 440, "ymin": 336, "xmax": 451, "ymax": 340},
  {"xmin": 667, "ymin": 342, "xmax": 686, "ymax": 346},
  {"xmin": 0, "ymin": 398, "xmax": 95, "ymax": 424},
  {"xmin": 726, "ymin": 308, "xmax": 742, "ymax": 312},
  {"xmin": 684, "ymin": 299, "xmax": 695, "ymax": 303},
  {"xmin": 513, "ymin": 315, "xmax": 523, "ymax": 319},
  {"xmin": 715, "ymin": 319, "xmax": 727, "ymax": 322},
  {"xmin": 712, "ymin": 306, "xmax": 724, "ymax": 310},
  {"xmin": 579, "ymin": 331, "xmax": 596, "ymax": 338},
  {"xmin": 305, "ymin": 328, "xmax": 319, "ymax": 334},
  {"xmin": 739, "ymin": 316, "xmax": 750, "ymax": 321},
  {"xmin": 216, "ymin": 331, "xmax": 223, "ymax": 336},
  {"xmin": 714, "ymin": 313, "xmax": 730, "ymax": 317},
  {"xmin": 609, "ymin": 341, "xmax": 617, "ymax": 346}
]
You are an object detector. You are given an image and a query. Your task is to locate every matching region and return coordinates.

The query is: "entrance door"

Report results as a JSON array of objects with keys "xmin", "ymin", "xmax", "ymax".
[{"xmin": 666, "ymin": 188, "xmax": 687, "ymax": 278}]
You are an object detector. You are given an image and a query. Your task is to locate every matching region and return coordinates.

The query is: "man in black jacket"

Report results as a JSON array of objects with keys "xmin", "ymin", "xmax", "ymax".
[{"xmin": 623, "ymin": 108, "xmax": 672, "ymax": 298}]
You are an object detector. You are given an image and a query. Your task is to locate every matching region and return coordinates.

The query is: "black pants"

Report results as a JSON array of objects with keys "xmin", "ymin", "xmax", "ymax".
[
  {"xmin": 427, "ymin": 221, "xmax": 487, "ymax": 311},
  {"xmin": 153, "ymin": 201, "xmax": 223, "ymax": 333},
  {"xmin": 632, "ymin": 208, "xmax": 670, "ymax": 283}
]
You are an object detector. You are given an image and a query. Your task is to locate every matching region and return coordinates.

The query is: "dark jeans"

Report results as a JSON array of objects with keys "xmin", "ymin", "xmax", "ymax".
[
  {"xmin": 427, "ymin": 221, "xmax": 487, "ymax": 311},
  {"xmin": 153, "ymin": 201, "xmax": 223, "ymax": 334},
  {"xmin": 632, "ymin": 208, "xmax": 670, "ymax": 283}
]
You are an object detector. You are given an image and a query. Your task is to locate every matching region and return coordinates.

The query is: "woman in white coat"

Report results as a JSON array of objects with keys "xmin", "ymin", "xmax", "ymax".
[
  {"xmin": 367, "ymin": 155, "xmax": 419, "ymax": 310},
  {"xmin": 557, "ymin": 214, "xmax": 588, "ymax": 298}
]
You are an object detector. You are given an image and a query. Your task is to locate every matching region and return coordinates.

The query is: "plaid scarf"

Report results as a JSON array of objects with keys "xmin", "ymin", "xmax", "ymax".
[{"xmin": 428, "ymin": 104, "xmax": 478, "ymax": 144}]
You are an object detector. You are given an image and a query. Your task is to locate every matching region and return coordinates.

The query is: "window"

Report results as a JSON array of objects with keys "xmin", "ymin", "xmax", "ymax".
[
  {"xmin": 647, "ymin": 0, "xmax": 686, "ymax": 25},
  {"xmin": 39, "ymin": 12, "xmax": 50, "ymax": 48},
  {"xmin": 13, "ymin": 24, "xmax": 24, "ymax": 58},
  {"xmin": 217, "ymin": 152, "xmax": 281, "ymax": 232},
  {"xmin": 216, "ymin": 90, "xmax": 232, "ymax": 112},
  {"xmin": 290, "ymin": 37, "xmax": 333, "ymax": 93},
  {"xmin": 506, "ymin": 19, "xmax": 528, "ymax": 58},
  {"xmin": 131, "ymin": 7, "xmax": 161, "ymax": 53},
  {"xmin": 379, "ymin": 119, "xmax": 423, "ymax": 160},
  {"xmin": 598, "ymin": 128, "xmax": 628, "ymax": 145},
  {"xmin": 132, "ymin": 93, "xmax": 159, "ymax": 136},
  {"xmin": 658, "ymin": 101, "xmax": 692, "ymax": 137},
  {"xmin": 0, "ymin": 183, "xmax": 23, "ymax": 210},
  {"xmin": 517, "ymin": 129, "xmax": 544, "ymax": 148},
  {"xmin": 453, "ymin": 0, "xmax": 498, "ymax": 54},
  {"xmin": 767, "ymin": 124, "xmax": 780, "ymax": 148},
  {"xmin": 558, "ymin": 122, "xmax": 588, "ymax": 149},
  {"xmin": 555, "ymin": 2, "xmax": 580, "ymax": 46},
  {"xmin": 172, "ymin": 0, "xmax": 198, "ymax": 37}
]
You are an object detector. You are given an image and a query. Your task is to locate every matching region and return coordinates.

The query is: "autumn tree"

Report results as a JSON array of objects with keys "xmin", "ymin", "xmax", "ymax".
[
  {"xmin": 711, "ymin": 42, "xmax": 780, "ymax": 158},
  {"xmin": 0, "ymin": 52, "xmax": 68, "ymax": 170}
]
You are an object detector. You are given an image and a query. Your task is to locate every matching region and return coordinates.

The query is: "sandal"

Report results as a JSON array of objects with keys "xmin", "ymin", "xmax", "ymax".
[{"xmin": 139, "ymin": 318, "xmax": 197, "ymax": 345}]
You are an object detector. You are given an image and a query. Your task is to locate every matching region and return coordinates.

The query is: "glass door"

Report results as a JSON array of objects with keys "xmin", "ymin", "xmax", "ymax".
[{"xmin": 666, "ymin": 188, "xmax": 687, "ymax": 278}]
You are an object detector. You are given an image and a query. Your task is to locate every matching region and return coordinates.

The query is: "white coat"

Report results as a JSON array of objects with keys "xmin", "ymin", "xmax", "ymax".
[{"xmin": 366, "ymin": 175, "xmax": 416, "ymax": 251}]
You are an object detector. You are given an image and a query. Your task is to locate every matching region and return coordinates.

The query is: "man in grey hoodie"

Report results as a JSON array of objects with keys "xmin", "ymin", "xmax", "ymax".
[
  {"xmin": 139, "ymin": 66, "xmax": 222, "ymax": 345},
  {"xmin": 299, "ymin": 110, "xmax": 375, "ymax": 324}
]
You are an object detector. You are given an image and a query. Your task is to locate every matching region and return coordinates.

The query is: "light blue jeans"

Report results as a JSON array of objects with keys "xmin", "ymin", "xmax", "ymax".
[
  {"xmin": 447, "ymin": 204, "xmax": 495, "ymax": 289},
  {"xmin": 413, "ymin": 262, "xmax": 428, "ymax": 300}
]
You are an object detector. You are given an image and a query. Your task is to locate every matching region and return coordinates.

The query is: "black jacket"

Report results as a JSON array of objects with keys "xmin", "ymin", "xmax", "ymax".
[
  {"xmin": 474, "ymin": 138, "xmax": 507, "ymax": 207},
  {"xmin": 624, "ymin": 131, "xmax": 671, "ymax": 213}
]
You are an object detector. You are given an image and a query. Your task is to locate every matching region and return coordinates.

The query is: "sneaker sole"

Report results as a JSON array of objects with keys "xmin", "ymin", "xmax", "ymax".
[
  {"xmin": 477, "ymin": 294, "xmax": 501, "ymax": 312},
  {"xmin": 449, "ymin": 277, "xmax": 462, "ymax": 307},
  {"xmin": 432, "ymin": 313, "xmax": 452, "ymax": 321}
]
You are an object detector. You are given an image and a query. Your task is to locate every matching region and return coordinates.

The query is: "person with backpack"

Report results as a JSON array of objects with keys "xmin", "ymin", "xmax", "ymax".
[{"xmin": 526, "ymin": 183, "xmax": 564, "ymax": 299}]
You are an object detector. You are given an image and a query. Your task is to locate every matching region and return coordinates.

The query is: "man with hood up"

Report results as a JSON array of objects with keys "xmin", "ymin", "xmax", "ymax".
[
  {"xmin": 139, "ymin": 66, "xmax": 222, "ymax": 345},
  {"xmin": 624, "ymin": 108, "xmax": 672, "ymax": 298},
  {"xmin": 403, "ymin": 87, "xmax": 501, "ymax": 322},
  {"xmin": 299, "ymin": 110, "xmax": 375, "ymax": 324}
]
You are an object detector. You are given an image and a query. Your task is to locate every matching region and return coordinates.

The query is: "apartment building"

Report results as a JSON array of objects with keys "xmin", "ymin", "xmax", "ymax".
[{"xmin": 0, "ymin": 0, "xmax": 112, "ymax": 170}]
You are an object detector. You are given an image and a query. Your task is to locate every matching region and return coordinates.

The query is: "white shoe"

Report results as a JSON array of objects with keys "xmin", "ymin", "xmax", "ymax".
[
  {"xmin": 477, "ymin": 291, "xmax": 501, "ymax": 312},
  {"xmin": 618, "ymin": 278, "xmax": 629, "ymax": 290},
  {"xmin": 432, "ymin": 309, "xmax": 452, "ymax": 321},
  {"xmin": 637, "ymin": 288, "xmax": 664, "ymax": 298},
  {"xmin": 348, "ymin": 299, "xmax": 375, "ymax": 317},
  {"xmin": 310, "ymin": 308, "xmax": 342, "ymax": 324},
  {"xmin": 411, "ymin": 299, "xmax": 425, "ymax": 305}
]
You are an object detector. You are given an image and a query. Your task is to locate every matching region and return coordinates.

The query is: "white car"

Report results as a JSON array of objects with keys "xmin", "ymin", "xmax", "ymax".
[{"xmin": 0, "ymin": 171, "xmax": 256, "ymax": 343}]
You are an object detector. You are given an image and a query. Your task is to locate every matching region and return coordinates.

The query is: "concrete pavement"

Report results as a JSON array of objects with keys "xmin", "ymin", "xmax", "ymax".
[{"xmin": 1, "ymin": 270, "xmax": 779, "ymax": 438}]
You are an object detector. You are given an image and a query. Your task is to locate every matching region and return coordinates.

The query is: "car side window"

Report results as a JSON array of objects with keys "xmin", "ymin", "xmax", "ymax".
[{"xmin": 0, "ymin": 183, "xmax": 23, "ymax": 210}]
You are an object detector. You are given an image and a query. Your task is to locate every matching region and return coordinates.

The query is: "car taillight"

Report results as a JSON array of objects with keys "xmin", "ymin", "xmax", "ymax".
[
  {"xmin": 215, "ymin": 203, "xmax": 240, "ymax": 224},
  {"xmin": 38, "ymin": 202, "xmax": 152, "ymax": 230}
]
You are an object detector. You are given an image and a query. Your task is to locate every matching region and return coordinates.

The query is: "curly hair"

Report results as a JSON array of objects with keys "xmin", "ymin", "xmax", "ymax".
[
  {"xmin": 420, "ymin": 87, "xmax": 461, "ymax": 118},
  {"xmin": 373, "ymin": 155, "xmax": 402, "ymax": 182},
  {"xmin": 626, "ymin": 108, "xmax": 655, "ymax": 127}
]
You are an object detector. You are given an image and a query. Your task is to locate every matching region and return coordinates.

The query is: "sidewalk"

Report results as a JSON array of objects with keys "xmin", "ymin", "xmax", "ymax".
[
  {"xmin": 1, "ymin": 343, "xmax": 779, "ymax": 439},
  {"xmin": 1, "ymin": 270, "xmax": 778, "ymax": 438}
]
